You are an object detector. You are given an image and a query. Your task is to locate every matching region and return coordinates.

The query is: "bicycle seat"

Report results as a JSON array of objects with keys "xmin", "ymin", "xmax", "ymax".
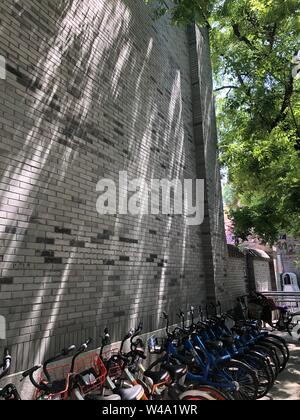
[
  {"xmin": 172, "ymin": 354, "xmax": 195, "ymax": 366},
  {"xmin": 115, "ymin": 385, "xmax": 144, "ymax": 400},
  {"xmin": 164, "ymin": 365, "xmax": 187, "ymax": 381},
  {"xmin": 205, "ymin": 340, "xmax": 223, "ymax": 352},
  {"xmin": 144, "ymin": 369, "xmax": 171, "ymax": 385}
]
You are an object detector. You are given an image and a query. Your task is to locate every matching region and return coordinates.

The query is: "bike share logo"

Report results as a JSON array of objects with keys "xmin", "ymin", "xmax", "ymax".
[
  {"xmin": 0, "ymin": 55, "xmax": 6, "ymax": 80},
  {"xmin": 96, "ymin": 172, "xmax": 205, "ymax": 226},
  {"xmin": 0, "ymin": 316, "xmax": 6, "ymax": 340}
]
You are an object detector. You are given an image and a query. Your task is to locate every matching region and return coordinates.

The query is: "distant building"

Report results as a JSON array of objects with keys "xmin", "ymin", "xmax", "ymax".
[
  {"xmin": 224, "ymin": 211, "xmax": 277, "ymax": 292},
  {"xmin": 274, "ymin": 236, "xmax": 300, "ymax": 290}
]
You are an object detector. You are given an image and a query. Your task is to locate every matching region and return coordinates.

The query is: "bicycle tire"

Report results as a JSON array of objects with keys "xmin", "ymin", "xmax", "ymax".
[
  {"xmin": 211, "ymin": 359, "xmax": 259, "ymax": 400},
  {"xmin": 248, "ymin": 350, "xmax": 275, "ymax": 386},
  {"xmin": 181, "ymin": 386, "xmax": 230, "ymax": 400},
  {"xmin": 259, "ymin": 338, "xmax": 287, "ymax": 372},
  {"xmin": 240, "ymin": 354, "xmax": 273, "ymax": 398},
  {"xmin": 267, "ymin": 334, "xmax": 289, "ymax": 361},
  {"xmin": 252, "ymin": 344, "xmax": 280, "ymax": 378},
  {"xmin": 265, "ymin": 334, "xmax": 290, "ymax": 364}
]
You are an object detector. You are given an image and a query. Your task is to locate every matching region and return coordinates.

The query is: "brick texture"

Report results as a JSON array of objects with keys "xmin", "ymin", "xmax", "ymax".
[
  {"xmin": 253, "ymin": 260, "xmax": 272, "ymax": 292},
  {"xmin": 226, "ymin": 246, "xmax": 247, "ymax": 299},
  {"xmin": 188, "ymin": 25, "xmax": 230, "ymax": 307},
  {"xmin": 226, "ymin": 245, "xmax": 273, "ymax": 297},
  {"xmin": 0, "ymin": 0, "xmax": 228, "ymax": 373}
]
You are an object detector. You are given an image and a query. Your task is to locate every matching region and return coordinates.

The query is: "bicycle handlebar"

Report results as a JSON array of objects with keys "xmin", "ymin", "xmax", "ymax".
[
  {"xmin": 43, "ymin": 344, "xmax": 76, "ymax": 382},
  {"xmin": 21, "ymin": 364, "xmax": 42, "ymax": 380},
  {"xmin": 24, "ymin": 366, "xmax": 52, "ymax": 393},
  {"xmin": 22, "ymin": 339, "xmax": 90, "ymax": 394},
  {"xmin": 130, "ymin": 321, "xmax": 143, "ymax": 351},
  {"xmin": 120, "ymin": 328, "xmax": 134, "ymax": 354},
  {"xmin": 100, "ymin": 328, "xmax": 111, "ymax": 358},
  {"xmin": 105, "ymin": 353, "xmax": 127, "ymax": 370},
  {"xmin": 70, "ymin": 338, "xmax": 92, "ymax": 373},
  {"xmin": 0, "ymin": 348, "xmax": 12, "ymax": 380},
  {"xmin": 78, "ymin": 338, "xmax": 92, "ymax": 353},
  {"xmin": 161, "ymin": 312, "xmax": 170, "ymax": 336},
  {"xmin": 62, "ymin": 344, "xmax": 76, "ymax": 356},
  {"xmin": 21, "ymin": 364, "xmax": 49, "ymax": 394}
]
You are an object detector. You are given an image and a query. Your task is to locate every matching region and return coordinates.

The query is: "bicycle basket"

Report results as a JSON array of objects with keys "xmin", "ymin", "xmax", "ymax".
[
  {"xmin": 102, "ymin": 348, "xmax": 124, "ymax": 380},
  {"xmin": 34, "ymin": 363, "xmax": 71, "ymax": 400},
  {"xmin": 74, "ymin": 352, "xmax": 107, "ymax": 396},
  {"xmin": 248, "ymin": 303, "xmax": 263, "ymax": 320}
]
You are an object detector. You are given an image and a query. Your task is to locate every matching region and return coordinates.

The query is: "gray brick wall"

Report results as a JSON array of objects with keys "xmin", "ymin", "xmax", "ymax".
[
  {"xmin": 226, "ymin": 245, "xmax": 273, "ymax": 297},
  {"xmin": 253, "ymin": 260, "xmax": 272, "ymax": 292},
  {"xmin": 188, "ymin": 25, "xmax": 230, "ymax": 308},
  {"xmin": 226, "ymin": 256, "xmax": 248, "ymax": 299},
  {"xmin": 0, "ymin": 0, "xmax": 227, "ymax": 373},
  {"xmin": 226, "ymin": 246, "xmax": 247, "ymax": 299}
]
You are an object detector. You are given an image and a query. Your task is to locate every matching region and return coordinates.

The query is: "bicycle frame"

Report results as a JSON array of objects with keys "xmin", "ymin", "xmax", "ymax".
[
  {"xmin": 100, "ymin": 327, "xmax": 148, "ymax": 400},
  {"xmin": 163, "ymin": 335, "xmax": 237, "ymax": 392},
  {"xmin": 0, "ymin": 349, "xmax": 21, "ymax": 400}
]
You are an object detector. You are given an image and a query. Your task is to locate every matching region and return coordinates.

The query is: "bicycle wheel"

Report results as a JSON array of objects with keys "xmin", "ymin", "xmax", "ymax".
[
  {"xmin": 257, "ymin": 340, "xmax": 286, "ymax": 373},
  {"xmin": 180, "ymin": 386, "xmax": 230, "ymax": 400},
  {"xmin": 267, "ymin": 334, "xmax": 289, "ymax": 362},
  {"xmin": 240, "ymin": 354, "xmax": 273, "ymax": 398},
  {"xmin": 259, "ymin": 337, "xmax": 289, "ymax": 372},
  {"xmin": 252, "ymin": 344, "xmax": 280, "ymax": 379},
  {"xmin": 248, "ymin": 350, "xmax": 275, "ymax": 386},
  {"xmin": 190, "ymin": 385, "xmax": 233, "ymax": 400},
  {"xmin": 211, "ymin": 359, "xmax": 259, "ymax": 400}
]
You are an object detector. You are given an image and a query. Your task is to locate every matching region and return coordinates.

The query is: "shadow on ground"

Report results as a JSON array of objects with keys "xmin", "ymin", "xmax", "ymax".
[{"xmin": 263, "ymin": 332, "xmax": 300, "ymax": 400}]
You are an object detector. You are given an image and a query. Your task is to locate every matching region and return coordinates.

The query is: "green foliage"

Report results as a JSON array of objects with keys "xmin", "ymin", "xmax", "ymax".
[
  {"xmin": 145, "ymin": 0, "xmax": 300, "ymax": 244},
  {"xmin": 144, "ymin": 0, "xmax": 216, "ymax": 26},
  {"xmin": 213, "ymin": 0, "xmax": 300, "ymax": 244}
]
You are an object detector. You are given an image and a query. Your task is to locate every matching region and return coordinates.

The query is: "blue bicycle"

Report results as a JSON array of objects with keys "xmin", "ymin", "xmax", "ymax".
[
  {"xmin": 149, "ymin": 312, "xmax": 259, "ymax": 400},
  {"xmin": 191, "ymin": 308, "xmax": 274, "ymax": 398}
]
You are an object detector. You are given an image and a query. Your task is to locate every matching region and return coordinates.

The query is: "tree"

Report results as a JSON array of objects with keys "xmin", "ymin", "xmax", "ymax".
[
  {"xmin": 144, "ymin": 0, "xmax": 216, "ymax": 26},
  {"xmin": 145, "ymin": 0, "xmax": 300, "ymax": 244}
]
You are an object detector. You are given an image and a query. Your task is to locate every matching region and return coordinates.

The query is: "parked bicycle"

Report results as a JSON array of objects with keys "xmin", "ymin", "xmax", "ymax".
[
  {"xmin": 107, "ymin": 322, "xmax": 231, "ymax": 400},
  {"xmin": 0, "ymin": 298, "xmax": 290, "ymax": 401},
  {"xmin": 22, "ymin": 343, "xmax": 78, "ymax": 400},
  {"xmin": 150, "ymin": 310, "xmax": 259, "ymax": 400},
  {"xmin": 0, "ymin": 349, "xmax": 21, "ymax": 400},
  {"xmin": 245, "ymin": 292, "xmax": 300, "ymax": 336}
]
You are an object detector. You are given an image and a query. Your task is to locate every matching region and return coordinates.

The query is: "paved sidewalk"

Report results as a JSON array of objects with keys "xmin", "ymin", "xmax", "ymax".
[{"xmin": 264, "ymin": 333, "xmax": 300, "ymax": 400}]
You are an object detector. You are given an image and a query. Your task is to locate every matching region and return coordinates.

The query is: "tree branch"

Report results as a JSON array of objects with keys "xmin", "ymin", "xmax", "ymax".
[
  {"xmin": 214, "ymin": 85, "xmax": 240, "ymax": 92},
  {"xmin": 236, "ymin": 72, "xmax": 252, "ymax": 97},
  {"xmin": 270, "ymin": 74, "xmax": 294, "ymax": 131},
  {"xmin": 232, "ymin": 23, "xmax": 255, "ymax": 49},
  {"xmin": 245, "ymin": 10, "xmax": 259, "ymax": 28},
  {"xmin": 268, "ymin": 23, "xmax": 277, "ymax": 50},
  {"xmin": 289, "ymin": 102, "xmax": 300, "ymax": 137}
]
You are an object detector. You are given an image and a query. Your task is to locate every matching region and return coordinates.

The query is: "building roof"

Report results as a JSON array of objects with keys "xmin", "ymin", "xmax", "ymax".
[
  {"xmin": 227, "ymin": 244, "xmax": 245, "ymax": 258},
  {"xmin": 244, "ymin": 248, "xmax": 270, "ymax": 260},
  {"xmin": 227, "ymin": 245, "xmax": 271, "ymax": 260}
]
